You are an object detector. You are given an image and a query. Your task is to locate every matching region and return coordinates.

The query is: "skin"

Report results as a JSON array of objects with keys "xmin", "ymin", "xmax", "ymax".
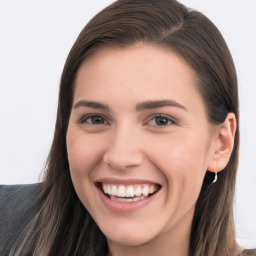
[{"xmin": 66, "ymin": 44, "xmax": 236, "ymax": 256}]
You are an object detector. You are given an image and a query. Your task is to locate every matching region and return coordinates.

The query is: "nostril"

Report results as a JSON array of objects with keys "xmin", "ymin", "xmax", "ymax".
[{"xmin": 103, "ymin": 151, "xmax": 144, "ymax": 170}]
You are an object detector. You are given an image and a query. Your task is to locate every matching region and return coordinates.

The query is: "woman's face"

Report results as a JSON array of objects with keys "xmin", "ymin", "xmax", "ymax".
[{"xmin": 66, "ymin": 45, "xmax": 217, "ymax": 249}]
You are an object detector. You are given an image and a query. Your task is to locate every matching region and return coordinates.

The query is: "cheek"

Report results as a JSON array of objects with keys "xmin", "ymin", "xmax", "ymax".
[
  {"xmin": 66, "ymin": 131, "xmax": 103, "ymax": 212},
  {"xmin": 146, "ymin": 134, "xmax": 210, "ymax": 192},
  {"xmin": 148, "ymin": 133, "xmax": 209, "ymax": 172},
  {"xmin": 66, "ymin": 131, "xmax": 104, "ymax": 175}
]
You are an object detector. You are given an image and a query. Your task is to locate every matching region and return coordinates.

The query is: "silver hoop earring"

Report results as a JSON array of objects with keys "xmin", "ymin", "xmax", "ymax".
[{"xmin": 212, "ymin": 172, "xmax": 218, "ymax": 183}]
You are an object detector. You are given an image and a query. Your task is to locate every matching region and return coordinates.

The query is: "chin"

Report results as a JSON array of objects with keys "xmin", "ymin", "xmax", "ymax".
[
  {"xmin": 105, "ymin": 231, "xmax": 154, "ymax": 247},
  {"xmin": 99, "ymin": 219, "xmax": 159, "ymax": 247}
]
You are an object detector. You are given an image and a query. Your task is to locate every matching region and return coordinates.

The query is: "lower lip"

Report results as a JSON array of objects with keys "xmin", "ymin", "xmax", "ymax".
[{"xmin": 97, "ymin": 186, "xmax": 160, "ymax": 213}]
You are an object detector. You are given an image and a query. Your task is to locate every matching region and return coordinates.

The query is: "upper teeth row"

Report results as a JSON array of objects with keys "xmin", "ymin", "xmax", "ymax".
[{"xmin": 102, "ymin": 183, "xmax": 158, "ymax": 197}]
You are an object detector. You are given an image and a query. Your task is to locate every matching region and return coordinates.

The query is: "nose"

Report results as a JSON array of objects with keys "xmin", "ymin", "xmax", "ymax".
[{"xmin": 103, "ymin": 126, "xmax": 144, "ymax": 170}]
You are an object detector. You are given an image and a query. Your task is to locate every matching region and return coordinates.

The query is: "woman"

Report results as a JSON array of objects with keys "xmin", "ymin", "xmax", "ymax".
[{"xmin": 0, "ymin": 0, "xmax": 254, "ymax": 255}]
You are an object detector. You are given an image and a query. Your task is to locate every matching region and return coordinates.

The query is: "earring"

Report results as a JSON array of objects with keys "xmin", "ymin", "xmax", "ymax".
[{"xmin": 212, "ymin": 172, "xmax": 218, "ymax": 183}]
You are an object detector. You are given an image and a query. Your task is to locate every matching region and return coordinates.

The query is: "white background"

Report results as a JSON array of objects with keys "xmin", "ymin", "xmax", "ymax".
[{"xmin": 0, "ymin": 0, "xmax": 255, "ymax": 248}]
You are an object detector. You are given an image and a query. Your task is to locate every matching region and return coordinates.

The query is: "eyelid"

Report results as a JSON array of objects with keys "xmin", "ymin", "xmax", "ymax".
[
  {"xmin": 79, "ymin": 113, "xmax": 110, "ymax": 125},
  {"xmin": 145, "ymin": 113, "xmax": 178, "ymax": 126},
  {"xmin": 78, "ymin": 113, "xmax": 177, "ymax": 127}
]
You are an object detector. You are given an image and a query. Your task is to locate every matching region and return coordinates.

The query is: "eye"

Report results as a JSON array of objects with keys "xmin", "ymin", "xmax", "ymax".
[
  {"xmin": 80, "ymin": 114, "xmax": 108, "ymax": 125},
  {"xmin": 148, "ymin": 115, "xmax": 177, "ymax": 126}
]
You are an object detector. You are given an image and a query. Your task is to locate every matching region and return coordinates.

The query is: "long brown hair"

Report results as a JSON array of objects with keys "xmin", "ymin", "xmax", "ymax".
[{"xmin": 11, "ymin": 0, "xmax": 240, "ymax": 255}]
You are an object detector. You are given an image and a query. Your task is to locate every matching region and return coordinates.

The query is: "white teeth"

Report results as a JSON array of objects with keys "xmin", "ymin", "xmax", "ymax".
[
  {"xmin": 107, "ymin": 184, "xmax": 111, "ymax": 195},
  {"xmin": 142, "ymin": 186, "xmax": 149, "ymax": 197},
  {"xmin": 102, "ymin": 183, "xmax": 158, "ymax": 199},
  {"xmin": 149, "ymin": 185, "xmax": 154, "ymax": 194},
  {"xmin": 126, "ymin": 186, "xmax": 135, "ymax": 197},
  {"xmin": 117, "ymin": 185, "xmax": 126, "ymax": 197},
  {"xmin": 112, "ymin": 185, "xmax": 118, "ymax": 196},
  {"xmin": 149, "ymin": 184, "xmax": 157, "ymax": 194},
  {"xmin": 103, "ymin": 184, "xmax": 108, "ymax": 194},
  {"xmin": 134, "ymin": 186, "xmax": 142, "ymax": 196}
]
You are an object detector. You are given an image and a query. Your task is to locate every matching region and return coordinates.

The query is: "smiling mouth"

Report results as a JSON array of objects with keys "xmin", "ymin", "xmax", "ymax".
[{"xmin": 98, "ymin": 183, "xmax": 161, "ymax": 202}]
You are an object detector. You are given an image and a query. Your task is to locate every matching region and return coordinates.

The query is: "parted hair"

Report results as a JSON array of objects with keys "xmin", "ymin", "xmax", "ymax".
[{"xmin": 11, "ymin": 0, "xmax": 240, "ymax": 255}]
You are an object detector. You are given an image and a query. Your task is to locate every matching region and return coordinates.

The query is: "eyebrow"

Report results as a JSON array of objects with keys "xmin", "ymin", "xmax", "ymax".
[
  {"xmin": 73, "ymin": 99, "xmax": 187, "ymax": 112},
  {"xmin": 135, "ymin": 100, "xmax": 187, "ymax": 112},
  {"xmin": 73, "ymin": 100, "xmax": 110, "ymax": 111}
]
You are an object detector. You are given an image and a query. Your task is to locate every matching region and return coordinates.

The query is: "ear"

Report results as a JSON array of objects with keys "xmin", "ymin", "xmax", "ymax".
[{"xmin": 207, "ymin": 113, "xmax": 237, "ymax": 173}]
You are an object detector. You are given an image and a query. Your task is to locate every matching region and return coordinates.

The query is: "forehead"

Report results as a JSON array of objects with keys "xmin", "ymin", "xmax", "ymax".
[{"xmin": 74, "ymin": 44, "xmax": 204, "ymax": 113}]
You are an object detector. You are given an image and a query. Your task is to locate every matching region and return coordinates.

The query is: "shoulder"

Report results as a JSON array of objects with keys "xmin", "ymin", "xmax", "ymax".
[
  {"xmin": 0, "ymin": 183, "xmax": 42, "ymax": 202},
  {"xmin": 0, "ymin": 183, "xmax": 43, "ymax": 254},
  {"xmin": 242, "ymin": 249, "xmax": 256, "ymax": 255},
  {"xmin": 0, "ymin": 183, "xmax": 42, "ymax": 221}
]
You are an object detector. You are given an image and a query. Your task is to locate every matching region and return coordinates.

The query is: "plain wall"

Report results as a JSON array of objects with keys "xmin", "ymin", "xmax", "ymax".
[{"xmin": 0, "ymin": 0, "xmax": 255, "ymax": 248}]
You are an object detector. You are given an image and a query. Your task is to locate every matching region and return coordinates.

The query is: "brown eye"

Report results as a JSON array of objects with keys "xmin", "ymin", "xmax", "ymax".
[
  {"xmin": 155, "ymin": 116, "xmax": 170, "ymax": 126},
  {"xmin": 149, "ymin": 115, "xmax": 177, "ymax": 126},
  {"xmin": 80, "ymin": 115, "xmax": 107, "ymax": 125}
]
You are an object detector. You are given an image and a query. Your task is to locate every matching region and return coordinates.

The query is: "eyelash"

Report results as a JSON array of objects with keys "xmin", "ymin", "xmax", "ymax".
[
  {"xmin": 147, "ymin": 114, "xmax": 177, "ymax": 127},
  {"xmin": 79, "ymin": 113, "xmax": 177, "ymax": 127},
  {"xmin": 79, "ymin": 114, "xmax": 110, "ymax": 125}
]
